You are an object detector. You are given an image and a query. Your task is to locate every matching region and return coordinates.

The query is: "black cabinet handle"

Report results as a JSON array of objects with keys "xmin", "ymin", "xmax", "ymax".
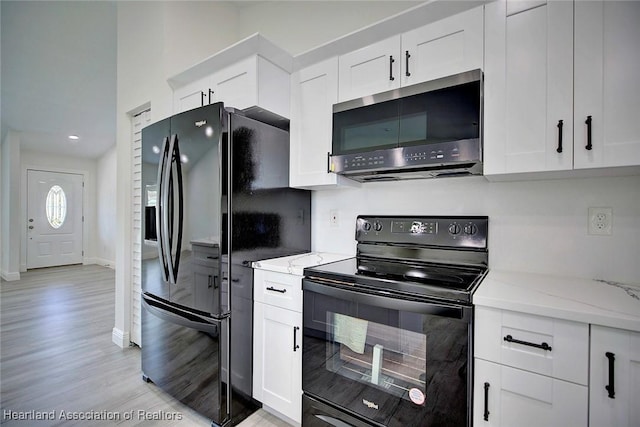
[
  {"xmin": 266, "ymin": 286, "xmax": 287, "ymax": 294},
  {"xmin": 557, "ymin": 120, "xmax": 564, "ymax": 153},
  {"xmin": 483, "ymin": 382, "xmax": 490, "ymax": 421},
  {"xmin": 208, "ymin": 89, "xmax": 214, "ymax": 104},
  {"xmin": 200, "ymin": 91, "xmax": 206, "ymax": 107},
  {"xmin": 293, "ymin": 326, "xmax": 300, "ymax": 352},
  {"xmin": 504, "ymin": 334, "xmax": 552, "ymax": 351},
  {"xmin": 389, "ymin": 55, "xmax": 395, "ymax": 81},
  {"xmin": 405, "ymin": 51, "xmax": 411, "ymax": 77},
  {"xmin": 585, "ymin": 115, "xmax": 593, "ymax": 150},
  {"xmin": 605, "ymin": 352, "xmax": 615, "ymax": 399}
]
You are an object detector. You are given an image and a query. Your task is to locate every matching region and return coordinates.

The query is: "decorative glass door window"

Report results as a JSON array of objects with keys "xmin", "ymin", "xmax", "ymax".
[{"xmin": 46, "ymin": 185, "xmax": 67, "ymax": 229}]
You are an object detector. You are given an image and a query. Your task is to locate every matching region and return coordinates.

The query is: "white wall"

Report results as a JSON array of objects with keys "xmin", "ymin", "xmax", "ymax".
[
  {"xmin": 236, "ymin": 1, "xmax": 421, "ymax": 56},
  {"xmin": 313, "ymin": 175, "xmax": 640, "ymax": 284},
  {"xmin": 96, "ymin": 146, "xmax": 117, "ymax": 267},
  {"xmin": 1, "ymin": 131, "xmax": 21, "ymax": 281},
  {"xmin": 20, "ymin": 150, "xmax": 98, "ymax": 270}
]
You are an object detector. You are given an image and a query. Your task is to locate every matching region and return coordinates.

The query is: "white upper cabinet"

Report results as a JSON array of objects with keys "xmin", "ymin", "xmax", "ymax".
[
  {"xmin": 574, "ymin": 1, "xmax": 640, "ymax": 170},
  {"xmin": 170, "ymin": 35, "xmax": 293, "ymax": 117},
  {"xmin": 290, "ymin": 57, "xmax": 360, "ymax": 189},
  {"xmin": 484, "ymin": 0, "xmax": 574, "ymax": 175},
  {"xmin": 173, "ymin": 75, "xmax": 212, "ymax": 114},
  {"xmin": 338, "ymin": 6, "xmax": 484, "ymax": 102},
  {"xmin": 485, "ymin": 0, "xmax": 640, "ymax": 177},
  {"xmin": 589, "ymin": 325, "xmax": 640, "ymax": 427},
  {"xmin": 338, "ymin": 36, "xmax": 401, "ymax": 102},
  {"xmin": 173, "ymin": 55, "xmax": 290, "ymax": 117},
  {"xmin": 400, "ymin": 6, "xmax": 484, "ymax": 87},
  {"xmin": 212, "ymin": 56, "xmax": 290, "ymax": 119}
]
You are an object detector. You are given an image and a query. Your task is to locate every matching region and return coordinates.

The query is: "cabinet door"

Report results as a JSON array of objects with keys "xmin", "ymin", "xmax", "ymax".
[
  {"xmin": 173, "ymin": 75, "xmax": 210, "ymax": 114},
  {"xmin": 211, "ymin": 56, "xmax": 258, "ymax": 110},
  {"xmin": 484, "ymin": 0, "xmax": 573, "ymax": 175},
  {"xmin": 290, "ymin": 58, "xmax": 358, "ymax": 189},
  {"xmin": 589, "ymin": 325, "xmax": 640, "ymax": 427},
  {"xmin": 474, "ymin": 358, "xmax": 588, "ymax": 427},
  {"xmin": 574, "ymin": 1, "xmax": 640, "ymax": 169},
  {"xmin": 338, "ymin": 36, "xmax": 401, "ymax": 102},
  {"xmin": 253, "ymin": 302, "xmax": 302, "ymax": 423},
  {"xmin": 401, "ymin": 6, "xmax": 483, "ymax": 87}
]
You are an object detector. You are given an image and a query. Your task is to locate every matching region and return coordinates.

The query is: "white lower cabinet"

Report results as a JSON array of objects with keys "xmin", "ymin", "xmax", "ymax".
[
  {"xmin": 474, "ymin": 358, "xmax": 588, "ymax": 426},
  {"xmin": 474, "ymin": 306, "xmax": 589, "ymax": 426},
  {"xmin": 253, "ymin": 269, "xmax": 303, "ymax": 424},
  {"xmin": 589, "ymin": 325, "xmax": 640, "ymax": 427},
  {"xmin": 253, "ymin": 302, "xmax": 302, "ymax": 423}
]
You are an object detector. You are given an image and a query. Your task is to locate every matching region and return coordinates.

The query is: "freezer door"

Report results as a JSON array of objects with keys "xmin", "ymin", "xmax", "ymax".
[{"xmin": 141, "ymin": 293, "xmax": 229, "ymax": 425}]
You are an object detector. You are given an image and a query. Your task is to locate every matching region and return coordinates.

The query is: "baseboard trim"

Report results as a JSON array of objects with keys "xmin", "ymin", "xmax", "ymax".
[
  {"xmin": 112, "ymin": 327, "xmax": 130, "ymax": 349},
  {"xmin": 1, "ymin": 270, "xmax": 20, "ymax": 281},
  {"xmin": 93, "ymin": 258, "xmax": 115, "ymax": 269}
]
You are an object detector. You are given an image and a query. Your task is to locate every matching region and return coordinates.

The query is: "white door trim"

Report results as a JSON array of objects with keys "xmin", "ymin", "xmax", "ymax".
[{"xmin": 21, "ymin": 165, "xmax": 90, "ymax": 272}]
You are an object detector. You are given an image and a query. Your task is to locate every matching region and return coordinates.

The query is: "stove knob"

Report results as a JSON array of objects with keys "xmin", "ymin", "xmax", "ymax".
[
  {"xmin": 373, "ymin": 221, "xmax": 383, "ymax": 232},
  {"xmin": 362, "ymin": 221, "xmax": 372, "ymax": 232},
  {"xmin": 463, "ymin": 224, "xmax": 477, "ymax": 235},
  {"xmin": 448, "ymin": 223, "xmax": 461, "ymax": 235}
]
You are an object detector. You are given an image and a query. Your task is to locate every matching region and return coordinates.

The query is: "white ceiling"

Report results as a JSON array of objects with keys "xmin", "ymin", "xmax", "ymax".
[{"xmin": 1, "ymin": 1, "xmax": 117, "ymax": 160}]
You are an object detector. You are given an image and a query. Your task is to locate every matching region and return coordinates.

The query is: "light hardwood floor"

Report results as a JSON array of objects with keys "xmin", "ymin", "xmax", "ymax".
[{"xmin": 0, "ymin": 265, "xmax": 291, "ymax": 427}]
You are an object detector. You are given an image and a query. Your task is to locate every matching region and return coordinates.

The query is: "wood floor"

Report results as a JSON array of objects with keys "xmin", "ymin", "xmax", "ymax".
[{"xmin": 0, "ymin": 265, "xmax": 291, "ymax": 427}]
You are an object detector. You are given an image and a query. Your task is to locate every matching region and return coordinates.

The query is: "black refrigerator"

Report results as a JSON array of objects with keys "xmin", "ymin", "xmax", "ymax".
[{"xmin": 140, "ymin": 103, "xmax": 311, "ymax": 426}]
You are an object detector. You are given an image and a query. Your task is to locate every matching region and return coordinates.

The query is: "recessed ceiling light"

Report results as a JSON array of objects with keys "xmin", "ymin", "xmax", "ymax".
[{"xmin": 68, "ymin": 135, "xmax": 79, "ymax": 140}]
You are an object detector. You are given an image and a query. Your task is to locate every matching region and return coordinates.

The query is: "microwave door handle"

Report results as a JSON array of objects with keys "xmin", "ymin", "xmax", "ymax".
[
  {"xmin": 168, "ymin": 135, "xmax": 184, "ymax": 285},
  {"xmin": 156, "ymin": 136, "xmax": 170, "ymax": 283}
]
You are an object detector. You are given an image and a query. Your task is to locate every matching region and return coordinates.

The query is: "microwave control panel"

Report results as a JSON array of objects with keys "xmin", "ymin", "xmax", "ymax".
[{"xmin": 330, "ymin": 139, "xmax": 480, "ymax": 174}]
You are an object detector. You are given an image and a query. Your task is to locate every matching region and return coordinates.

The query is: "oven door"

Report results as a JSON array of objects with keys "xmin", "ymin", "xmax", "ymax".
[{"xmin": 302, "ymin": 278, "xmax": 472, "ymax": 427}]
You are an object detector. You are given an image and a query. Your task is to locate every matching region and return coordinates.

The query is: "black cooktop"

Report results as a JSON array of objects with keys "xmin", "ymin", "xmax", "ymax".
[
  {"xmin": 304, "ymin": 257, "xmax": 487, "ymax": 304},
  {"xmin": 304, "ymin": 216, "xmax": 489, "ymax": 304}
]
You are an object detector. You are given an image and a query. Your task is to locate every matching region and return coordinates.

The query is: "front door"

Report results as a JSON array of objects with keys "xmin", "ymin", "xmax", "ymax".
[{"xmin": 27, "ymin": 170, "xmax": 84, "ymax": 269}]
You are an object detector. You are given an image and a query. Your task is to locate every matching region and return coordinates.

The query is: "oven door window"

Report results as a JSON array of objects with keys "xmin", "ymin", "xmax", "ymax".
[{"xmin": 302, "ymin": 283, "xmax": 470, "ymax": 427}]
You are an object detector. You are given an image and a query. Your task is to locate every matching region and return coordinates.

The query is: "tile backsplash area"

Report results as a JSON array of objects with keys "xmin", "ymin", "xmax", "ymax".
[{"xmin": 312, "ymin": 175, "xmax": 640, "ymax": 284}]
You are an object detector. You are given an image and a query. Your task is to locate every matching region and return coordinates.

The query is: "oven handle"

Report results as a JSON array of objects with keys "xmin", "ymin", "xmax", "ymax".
[{"xmin": 303, "ymin": 279, "xmax": 471, "ymax": 321}]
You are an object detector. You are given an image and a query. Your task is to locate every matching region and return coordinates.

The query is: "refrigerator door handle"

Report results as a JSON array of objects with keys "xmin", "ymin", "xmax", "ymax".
[
  {"xmin": 156, "ymin": 136, "xmax": 171, "ymax": 283},
  {"xmin": 165, "ymin": 134, "xmax": 184, "ymax": 285},
  {"xmin": 142, "ymin": 293, "xmax": 223, "ymax": 333}
]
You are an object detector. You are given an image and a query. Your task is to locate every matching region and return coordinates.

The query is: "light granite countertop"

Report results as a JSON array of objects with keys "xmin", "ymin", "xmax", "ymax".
[
  {"xmin": 252, "ymin": 252, "xmax": 353, "ymax": 276},
  {"xmin": 474, "ymin": 270, "xmax": 640, "ymax": 332}
]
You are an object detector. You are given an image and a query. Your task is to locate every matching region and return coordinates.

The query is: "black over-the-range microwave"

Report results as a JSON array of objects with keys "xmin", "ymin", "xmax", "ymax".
[{"xmin": 329, "ymin": 69, "xmax": 483, "ymax": 182}]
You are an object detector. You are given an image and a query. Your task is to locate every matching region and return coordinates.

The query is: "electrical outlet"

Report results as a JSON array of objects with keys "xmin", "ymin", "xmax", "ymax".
[
  {"xmin": 588, "ymin": 207, "xmax": 612, "ymax": 235},
  {"xmin": 329, "ymin": 209, "xmax": 340, "ymax": 227}
]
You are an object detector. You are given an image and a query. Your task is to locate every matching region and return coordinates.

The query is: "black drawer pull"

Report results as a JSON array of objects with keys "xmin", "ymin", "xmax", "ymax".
[
  {"xmin": 405, "ymin": 50, "xmax": 411, "ymax": 77},
  {"xmin": 483, "ymin": 382, "xmax": 490, "ymax": 421},
  {"xmin": 504, "ymin": 334, "xmax": 552, "ymax": 351},
  {"xmin": 605, "ymin": 352, "xmax": 615, "ymax": 399},
  {"xmin": 389, "ymin": 55, "xmax": 395, "ymax": 81},
  {"xmin": 556, "ymin": 119, "xmax": 564, "ymax": 153},
  {"xmin": 266, "ymin": 286, "xmax": 287, "ymax": 294},
  {"xmin": 293, "ymin": 326, "xmax": 300, "ymax": 352},
  {"xmin": 585, "ymin": 115, "xmax": 593, "ymax": 150}
]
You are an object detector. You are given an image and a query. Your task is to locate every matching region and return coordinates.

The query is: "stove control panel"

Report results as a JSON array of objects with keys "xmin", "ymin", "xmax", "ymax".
[{"xmin": 356, "ymin": 216, "xmax": 488, "ymax": 249}]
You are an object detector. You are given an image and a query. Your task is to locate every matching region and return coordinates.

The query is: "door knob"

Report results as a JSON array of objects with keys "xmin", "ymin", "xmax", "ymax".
[
  {"xmin": 29, "ymin": 219, "xmax": 34, "ymax": 222},
  {"xmin": 28, "ymin": 226, "xmax": 34, "ymax": 229}
]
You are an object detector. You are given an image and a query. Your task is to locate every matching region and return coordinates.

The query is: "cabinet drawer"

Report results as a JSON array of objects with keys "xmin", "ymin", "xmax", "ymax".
[
  {"xmin": 254, "ymin": 270, "xmax": 302, "ymax": 311},
  {"xmin": 191, "ymin": 243, "xmax": 220, "ymax": 267},
  {"xmin": 475, "ymin": 306, "xmax": 588, "ymax": 385}
]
